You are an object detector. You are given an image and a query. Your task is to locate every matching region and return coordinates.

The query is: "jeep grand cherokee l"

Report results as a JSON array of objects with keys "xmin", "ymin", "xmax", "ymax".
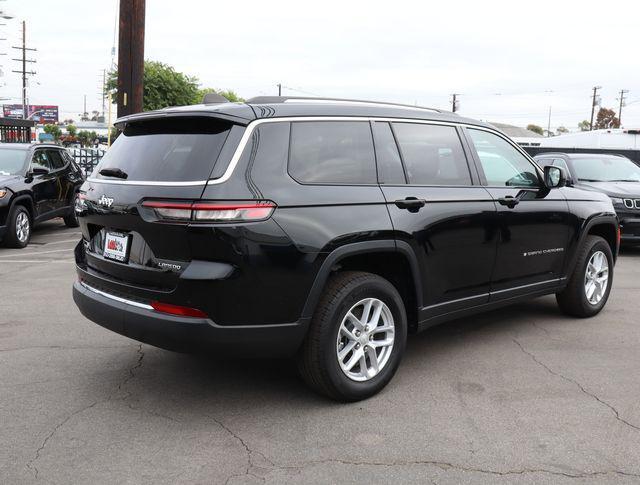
[
  {"xmin": 0, "ymin": 143, "xmax": 84, "ymax": 248},
  {"xmin": 534, "ymin": 153, "xmax": 640, "ymax": 244},
  {"xmin": 72, "ymin": 96, "xmax": 619, "ymax": 401}
]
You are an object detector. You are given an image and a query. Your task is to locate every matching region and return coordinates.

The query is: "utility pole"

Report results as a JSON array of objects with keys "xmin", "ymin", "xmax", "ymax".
[
  {"xmin": 11, "ymin": 21, "xmax": 36, "ymax": 119},
  {"xmin": 277, "ymin": 83, "xmax": 282, "ymax": 96},
  {"xmin": 547, "ymin": 106, "xmax": 552, "ymax": 136},
  {"xmin": 117, "ymin": 0, "xmax": 145, "ymax": 117},
  {"xmin": 618, "ymin": 89, "xmax": 628, "ymax": 126},
  {"xmin": 451, "ymin": 93, "xmax": 459, "ymax": 113},
  {"xmin": 83, "ymin": 94, "xmax": 87, "ymax": 120},
  {"xmin": 589, "ymin": 86, "xmax": 601, "ymax": 131}
]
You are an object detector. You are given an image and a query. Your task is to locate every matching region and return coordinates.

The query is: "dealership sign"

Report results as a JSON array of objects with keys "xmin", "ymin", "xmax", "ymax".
[{"xmin": 2, "ymin": 104, "xmax": 59, "ymax": 124}]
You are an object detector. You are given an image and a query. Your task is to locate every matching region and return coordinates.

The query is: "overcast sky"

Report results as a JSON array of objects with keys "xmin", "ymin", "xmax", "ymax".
[{"xmin": 1, "ymin": 0, "xmax": 639, "ymax": 131}]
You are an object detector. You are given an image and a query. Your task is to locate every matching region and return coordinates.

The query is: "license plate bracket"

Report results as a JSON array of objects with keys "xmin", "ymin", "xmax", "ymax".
[{"xmin": 103, "ymin": 231, "xmax": 131, "ymax": 263}]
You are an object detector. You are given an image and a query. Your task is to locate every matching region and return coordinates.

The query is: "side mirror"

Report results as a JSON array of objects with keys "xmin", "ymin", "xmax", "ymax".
[
  {"xmin": 544, "ymin": 165, "xmax": 566, "ymax": 189},
  {"xmin": 31, "ymin": 167, "xmax": 49, "ymax": 176}
]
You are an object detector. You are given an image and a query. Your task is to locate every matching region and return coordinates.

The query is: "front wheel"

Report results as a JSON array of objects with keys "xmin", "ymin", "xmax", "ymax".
[
  {"xmin": 556, "ymin": 235, "xmax": 613, "ymax": 317},
  {"xmin": 298, "ymin": 271, "xmax": 407, "ymax": 401},
  {"xmin": 3, "ymin": 205, "xmax": 31, "ymax": 248}
]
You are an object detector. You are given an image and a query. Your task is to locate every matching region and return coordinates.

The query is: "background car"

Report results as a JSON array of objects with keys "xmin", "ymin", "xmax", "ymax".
[
  {"xmin": 534, "ymin": 153, "xmax": 640, "ymax": 244},
  {"xmin": 0, "ymin": 143, "xmax": 84, "ymax": 248}
]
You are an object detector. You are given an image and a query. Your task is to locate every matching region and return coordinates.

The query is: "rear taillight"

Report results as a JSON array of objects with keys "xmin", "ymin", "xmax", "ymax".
[
  {"xmin": 141, "ymin": 200, "xmax": 276, "ymax": 223},
  {"xmin": 150, "ymin": 300, "xmax": 208, "ymax": 318}
]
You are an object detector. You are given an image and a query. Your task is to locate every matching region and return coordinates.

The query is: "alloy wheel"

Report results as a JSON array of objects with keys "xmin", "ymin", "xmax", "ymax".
[
  {"xmin": 336, "ymin": 298, "xmax": 395, "ymax": 382},
  {"xmin": 15, "ymin": 212, "xmax": 30, "ymax": 244},
  {"xmin": 584, "ymin": 250, "xmax": 609, "ymax": 305}
]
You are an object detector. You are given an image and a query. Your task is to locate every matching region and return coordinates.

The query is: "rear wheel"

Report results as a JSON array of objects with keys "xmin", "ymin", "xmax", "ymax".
[
  {"xmin": 3, "ymin": 205, "xmax": 31, "ymax": 248},
  {"xmin": 63, "ymin": 194, "xmax": 80, "ymax": 228},
  {"xmin": 298, "ymin": 271, "xmax": 407, "ymax": 401},
  {"xmin": 556, "ymin": 235, "xmax": 613, "ymax": 317}
]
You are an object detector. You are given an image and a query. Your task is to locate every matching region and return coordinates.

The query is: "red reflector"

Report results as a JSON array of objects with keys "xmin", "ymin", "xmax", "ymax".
[{"xmin": 150, "ymin": 301, "xmax": 208, "ymax": 318}]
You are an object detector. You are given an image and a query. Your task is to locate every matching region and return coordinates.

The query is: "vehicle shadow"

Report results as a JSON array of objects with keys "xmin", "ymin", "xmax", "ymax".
[{"xmin": 93, "ymin": 296, "xmax": 564, "ymax": 412}]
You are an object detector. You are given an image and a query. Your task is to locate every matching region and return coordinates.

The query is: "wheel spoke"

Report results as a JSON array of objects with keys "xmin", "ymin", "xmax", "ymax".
[
  {"xmin": 361, "ymin": 299, "xmax": 374, "ymax": 326},
  {"xmin": 338, "ymin": 340, "xmax": 357, "ymax": 361},
  {"xmin": 344, "ymin": 348, "xmax": 364, "ymax": 371},
  {"xmin": 371, "ymin": 337, "xmax": 394, "ymax": 348},
  {"xmin": 367, "ymin": 300, "xmax": 383, "ymax": 327},
  {"xmin": 366, "ymin": 346, "xmax": 379, "ymax": 374},
  {"xmin": 345, "ymin": 312, "xmax": 364, "ymax": 331}
]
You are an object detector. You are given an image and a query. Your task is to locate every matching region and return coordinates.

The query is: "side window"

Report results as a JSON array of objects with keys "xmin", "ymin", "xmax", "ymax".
[
  {"xmin": 372, "ymin": 122, "xmax": 405, "ymax": 184},
  {"xmin": 31, "ymin": 150, "xmax": 52, "ymax": 171},
  {"xmin": 468, "ymin": 129, "xmax": 540, "ymax": 187},
  {"xmin": 47, "ymin": 150, "xmax": 66, "ymax": 170},
  {"xmin": 288, "ymin": 121, "xmax": 376, "ymax": 184},
  {"xmin": 392, "ymin": 123, "xmax": 472, "ymax": 186},
  {"xmin": 552, "ymin": 158, "xmax": 570, "ymax": 173}
]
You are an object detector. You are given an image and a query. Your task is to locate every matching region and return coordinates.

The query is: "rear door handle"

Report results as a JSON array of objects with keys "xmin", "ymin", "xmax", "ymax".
[
  {"xmin": 497, "ymin": 196, "xmax": 520, "ymax": 208},
  {"xmin": 394, "ymin": 197, "xmax": 426, "ymax": 210}
]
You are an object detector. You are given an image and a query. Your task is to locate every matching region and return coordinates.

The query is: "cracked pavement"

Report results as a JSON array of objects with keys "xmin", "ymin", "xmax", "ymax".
[{"xmin": 1, "ymin": 222, "xmax": 640, "ymax": 484}]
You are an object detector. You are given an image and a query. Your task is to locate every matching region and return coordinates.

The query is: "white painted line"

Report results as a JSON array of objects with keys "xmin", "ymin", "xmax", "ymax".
[
  {"xmin": 31, "ymin": 238, "xmax": 80, "ymax": 246},
  {"xmin": 0, "ymin": 248, "xmax": 74, "ymax": 258},
  {"xmin": 0, "ymin": 260, "xmax": 74, "ymax": 263}
]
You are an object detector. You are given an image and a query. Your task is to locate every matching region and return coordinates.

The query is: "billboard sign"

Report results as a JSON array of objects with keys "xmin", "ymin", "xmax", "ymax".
[{"xmin": 2, "ymin": 104, "xmax": 59, "ymax": 124}]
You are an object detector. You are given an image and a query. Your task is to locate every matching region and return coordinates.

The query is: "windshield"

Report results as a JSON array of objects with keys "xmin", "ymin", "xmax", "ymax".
[
  {"xmin": 0, "ymin": 149, "xmax": 28, "ymax": 176},
  {"xmin": 573, "ymin": 156, "xmax": 640, "ymax": 182}
]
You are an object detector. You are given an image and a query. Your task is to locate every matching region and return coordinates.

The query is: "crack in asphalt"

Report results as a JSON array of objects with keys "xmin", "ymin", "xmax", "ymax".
[
  {"xmin": 513, "ymin": 338, "xmax": 640, "ymax": 432},
  {"xmin": 25, "ymin": 345, "xmax": 145, "ymax": 480},
  {"xmin": 207, "ymin": 419, "xmax": 640, "ymax": 482},
  {"xmin": 280, "ymin": 458, "xmax": 640, "ymax": 479},
  {"xmin": 208, "ymin": 415, "xmax": 274, "ymax": 484}
]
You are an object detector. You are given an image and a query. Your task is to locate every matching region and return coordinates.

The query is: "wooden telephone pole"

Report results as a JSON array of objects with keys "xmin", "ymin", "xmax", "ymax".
[{"xmin": 117, "ymin": 0, "xmax": 145, "ymax": 117}]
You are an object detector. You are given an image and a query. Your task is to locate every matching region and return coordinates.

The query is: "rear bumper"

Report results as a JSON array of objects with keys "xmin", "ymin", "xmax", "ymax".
[{"xmin": 73, "ymin": 280, "xmax": 309, "ymax": 357}]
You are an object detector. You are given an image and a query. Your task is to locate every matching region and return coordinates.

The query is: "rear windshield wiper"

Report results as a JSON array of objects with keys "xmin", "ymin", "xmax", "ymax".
[{"xmin": 99, "ymin": 167, "xmax": 128, "ymax": 179}]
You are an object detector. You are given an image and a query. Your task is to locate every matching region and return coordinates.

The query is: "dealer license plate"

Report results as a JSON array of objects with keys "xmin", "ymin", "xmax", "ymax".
[{"xmin": 103, "ymin": 232, "xmax": 130, "ymax": 263}]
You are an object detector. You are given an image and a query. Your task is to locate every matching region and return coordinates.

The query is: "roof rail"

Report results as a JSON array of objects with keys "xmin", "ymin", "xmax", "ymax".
[{"xmin": 245, "ymin": 96, "xmax": 445, "ymax": 114}]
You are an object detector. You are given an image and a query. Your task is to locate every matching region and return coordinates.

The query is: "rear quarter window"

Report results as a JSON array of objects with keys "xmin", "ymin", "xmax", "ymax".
[
  {"xmin": 94, "ymin": 117, "xmax": 232, "ymax": 182},
  {"xmin": 288, "ymin": 121, "xmax": 376, "ymax": 184}
]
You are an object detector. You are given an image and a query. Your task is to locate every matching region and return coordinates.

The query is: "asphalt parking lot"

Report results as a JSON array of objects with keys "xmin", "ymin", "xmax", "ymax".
[{"xmin": 1, "ymin": 221, "xmax": 639, "ymax": 484}]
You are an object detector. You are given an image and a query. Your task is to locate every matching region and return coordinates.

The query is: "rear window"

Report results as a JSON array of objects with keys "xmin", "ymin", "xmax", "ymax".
[
  {"xmin": 392, "ymin": 123, "xmax": 471, "ymax": 186},
  {"xmin": 288, "ymin": 121, "xmax": 376, "ymax": 184},
  {"xmin": 94, "ymin": 117, "xmax": 232, "ymax": 182}
]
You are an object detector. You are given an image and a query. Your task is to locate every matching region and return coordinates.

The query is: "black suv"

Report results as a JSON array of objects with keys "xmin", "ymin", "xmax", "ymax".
[
  {"xmin": 72, "ymin": 97, "xmax": 619, "ymax": 401},
  {"xmin": 534, "ymin": 153, "xmax": 640, "ymax": 244},
  {"xmin": 0, "ymin": 143, "xmax": 84, "ymax": 248}
]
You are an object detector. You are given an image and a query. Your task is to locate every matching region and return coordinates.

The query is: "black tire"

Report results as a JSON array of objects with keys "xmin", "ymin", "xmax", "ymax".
[
  {"xmin": 63, "ymin": 195, "xmax": 80, "ymax": 228},
  {"xmin": 298, "ymin": 271, "xmax": 407, "ymax": 401},
  {"xmin": 3, "ymin": 205, "xmax": 31, "ymax": 248},
  {"xmin": 556, "ymin": 235, "xmax": 613, "ymax": 318}
]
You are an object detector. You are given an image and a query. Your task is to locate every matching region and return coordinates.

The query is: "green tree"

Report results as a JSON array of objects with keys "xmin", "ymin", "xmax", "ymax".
[
  {"xmin": 66, "ymin": 124, "xmax": 77, "ymax": 137},
  {"xmin": 556, "ymin": 126, "xmax": 569, "ymax": 135},
  {"xmin": 77, "ymin": 130, "xmax": 97, "ymax": 148},
  {"xmin": 594, "ymin": 107, "xmax": 620, "ymax": 130},
  {"xmin": 107, "ymin": 61, "xmax": 200, "ymax": 111},
  {"xmin": 107, "ymin": 61, "xmax": 244, "ymax": 110},
  {"xmin": 578, "ymin": 120, "xmax": 591, "ymax": 131},
  {"xmin": 526, "ymin": 124, "xmax": 544, "ymax": 136},
  {"xmin": 43, "ymin": 124, "xmax": 62, "ymax": 141}
]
